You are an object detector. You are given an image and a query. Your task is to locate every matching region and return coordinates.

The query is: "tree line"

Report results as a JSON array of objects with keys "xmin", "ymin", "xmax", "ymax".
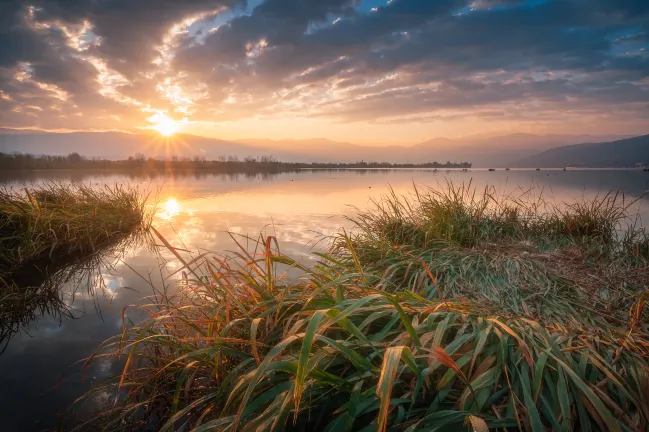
[{"xmin": 0, "ymin": 152, "xmax": 472, "ymax": 172}]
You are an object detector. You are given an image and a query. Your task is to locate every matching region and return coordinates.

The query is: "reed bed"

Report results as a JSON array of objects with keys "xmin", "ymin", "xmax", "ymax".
[
  {"xmin": 0, "ymin": 182, "xmax": 149, "ymax": 283},
  {"xmin": 0, "ymin": 182, "xmax": 150, "ymax": 349},
  {"xmin": 74, "ymin": 184, "xmax": 649, "ymax": 431}
]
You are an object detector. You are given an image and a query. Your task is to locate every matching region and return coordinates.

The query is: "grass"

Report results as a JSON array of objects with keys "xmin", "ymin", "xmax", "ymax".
[
  {"xmin": 0, "ymin": 182, "xmax": 149, "ymax": 282},
  {"xmin": 73, "ymin": 183, "xmax": 649, "ymax": 431},
  {"xmin": 338, "ymin": 182, "xmax": 649, "ymax": 327},
  {"xmin": 0, "ymin": 182, "xmax": 151, "ymax": 349}
]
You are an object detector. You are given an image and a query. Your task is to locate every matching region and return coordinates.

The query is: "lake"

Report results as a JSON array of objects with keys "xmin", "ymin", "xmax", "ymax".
[{"xmin": 1, "ymin": 168, "xmax": 648, "ymax": 431}]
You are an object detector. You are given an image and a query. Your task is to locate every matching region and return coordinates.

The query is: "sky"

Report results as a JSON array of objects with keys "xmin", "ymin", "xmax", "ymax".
[{"xmin": 1, "ymin": 0, "xmax": 648, "ymax": 145}]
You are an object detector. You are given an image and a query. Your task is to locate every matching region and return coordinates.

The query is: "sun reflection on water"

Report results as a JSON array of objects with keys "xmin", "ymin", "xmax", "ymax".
[{"xmin": 160, "ymin": 197, "xmax": 180, "ymax": 220}]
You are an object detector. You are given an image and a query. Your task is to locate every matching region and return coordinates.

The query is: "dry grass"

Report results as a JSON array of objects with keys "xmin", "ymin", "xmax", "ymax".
[
  {"xmin": 72, "ymin": 184, "xmax": 649, "ymax": 432},
  {"xmin": 0, "ymin": 182, "xmax": 152, "ymax": 352},
  {"xmin": 0, "ymin": 182, "xmax": 149, "ymax": 282}
]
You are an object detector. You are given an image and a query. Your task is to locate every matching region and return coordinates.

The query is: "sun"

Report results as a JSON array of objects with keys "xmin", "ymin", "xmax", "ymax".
[{"xmin": 148, "ymin": 113, "xmax": 179, "ymax": 136}]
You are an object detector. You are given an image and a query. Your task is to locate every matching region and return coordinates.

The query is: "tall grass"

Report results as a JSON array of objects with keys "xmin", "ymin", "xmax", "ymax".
[
  {"xmin": 0, "ymin": 182, "xmax": 151, "ymax": 351},
  {"xmin": 0, "ymin": 182, "xmax": 150, "ymax": 283},
  {"xmin": 337, "ymin": 182, "xmax": 649, "ymax": 327},
  {"xmin": 74, "ymin": 184, "xmax": 649, "ymax": 431}
]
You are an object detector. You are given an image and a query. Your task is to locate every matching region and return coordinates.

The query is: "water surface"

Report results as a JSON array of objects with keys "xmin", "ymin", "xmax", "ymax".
[{"xmin": 0, "ymin": 168, "xmax": 648, "ymax": 431}]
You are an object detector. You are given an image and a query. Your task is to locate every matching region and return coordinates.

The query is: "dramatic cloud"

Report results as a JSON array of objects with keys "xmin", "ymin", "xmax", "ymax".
[{"xmin": 1, "ymin": 0, "xmax": 648, "ymax": 139}]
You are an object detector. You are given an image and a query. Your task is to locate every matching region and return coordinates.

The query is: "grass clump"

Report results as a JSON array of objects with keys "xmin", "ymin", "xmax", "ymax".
[
  {"xmin": 0, "ymin": 182, "xmax": 151, "ymax": 350},
  {"xmin": 340, "ymin": 182, "xmax": 649, "ymax": 326},
  {"xmin": 0, "ymin": 182, "xmax": 149, "ymax": 283},
  {"xmin": 74, "ymin": 185, "xmax": 649, "ymax": 432}
]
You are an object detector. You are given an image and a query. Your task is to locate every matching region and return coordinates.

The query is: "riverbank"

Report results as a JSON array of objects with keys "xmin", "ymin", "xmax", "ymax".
[{"xmin": 74, "ymin": 184, "xmax": 649, "ymax": 431}]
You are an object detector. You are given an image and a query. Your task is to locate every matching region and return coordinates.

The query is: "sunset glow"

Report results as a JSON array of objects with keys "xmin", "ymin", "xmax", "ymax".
[
  {"xmin": 148, "ymin": 113, "xmax": 179, "ymax": 137},
  {"xmin": 0, "ymin": 1, "xmax": 646, "ymax": 143},
  {"xmin": 3, "ymin": 1, "xmax": 649, "ymax": 430},
  {"xmin": 160, "ymin": 198, "xmax": 180, "ymax": 220}
]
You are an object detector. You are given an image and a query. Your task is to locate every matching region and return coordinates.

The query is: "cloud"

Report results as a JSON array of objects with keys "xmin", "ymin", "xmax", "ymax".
[
  {"xmin": 169, "ymin": 0, "xmax": 648, "ymax": 124},
  {"xmin": 0, "ymin": 0, "xmax": 242, "ymax": 130},
  {"xmin": 1, "ymin": 0, "xmax": 648, "ymax": 135}
]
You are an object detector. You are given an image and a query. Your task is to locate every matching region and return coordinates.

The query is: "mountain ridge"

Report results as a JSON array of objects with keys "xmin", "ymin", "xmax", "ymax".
[
  {"xmin": 0, "ymin": 128, "xmax": 641, "ymax": 167},
  {"xmin": 515, "ymin": 134, "xmax": 649, "ymax": 168}
]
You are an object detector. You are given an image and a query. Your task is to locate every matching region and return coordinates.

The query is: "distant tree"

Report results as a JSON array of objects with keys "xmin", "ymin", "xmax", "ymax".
[
  {"xmin": 260, "ymin": 155, "xmax": 276, "ymax": 163},
  {"xmin": 0, "ymin": 151, "xmax": 472, "ymax": 172},
  {"xmin": 67, "ymin": 152, "xmax": 83, "ymax": 163}
]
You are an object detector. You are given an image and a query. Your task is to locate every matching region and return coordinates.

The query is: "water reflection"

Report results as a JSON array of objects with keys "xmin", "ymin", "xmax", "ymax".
[
  {"xmin": 0, "ymin": 232, "xmax": 150, "ymax": 354},
  {"xmin": 0, "ymin": 168, "xmax": 647, "ymax": 430},
  {"xmin": 159, "ymin": 197, "xmax": 180, "ymax": 221}
]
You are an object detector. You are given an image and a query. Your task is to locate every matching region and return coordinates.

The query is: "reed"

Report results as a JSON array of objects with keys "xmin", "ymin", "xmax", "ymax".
[
  {"xmin": 74, "ymin": 184, "xmax": 649, "ymax": 432},
  {"xmin": 0, "ymin": 182, "xmax": 151, "ymax": 355},
  {"xmin": 0, "ymin": 182, "xmax": 149, "ymax": 283}
]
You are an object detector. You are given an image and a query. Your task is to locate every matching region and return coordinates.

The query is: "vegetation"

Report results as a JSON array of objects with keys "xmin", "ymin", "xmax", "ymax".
[
  {"xmin": 0, "ymin": 182, "xmax": 149, "ymax": 285},
  {"xmin": 0, "ymin": 182, "xmax": 151, "ymax": 352},
  {"xmin": 0, "ymin": 152, "xmax": 471, "ymax": 173},
  {"xmin": 74, "ymin": 184, "xmax": 648, "ymax": 431}
]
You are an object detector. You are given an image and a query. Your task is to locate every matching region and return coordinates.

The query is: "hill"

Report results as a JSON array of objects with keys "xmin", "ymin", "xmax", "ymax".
[
  {"xmin": 0, "ymin": 128, "xmax": 636, "ymax": 167},
  {"xmin": 515, "ymin": 134, "xmax": 649, "ymax": 168}
]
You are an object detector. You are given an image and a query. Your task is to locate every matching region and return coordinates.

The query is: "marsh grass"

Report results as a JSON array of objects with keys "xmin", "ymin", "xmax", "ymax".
[
  {"xmin": 338, "ymin": 182, "xmax": 649, "ymax": 327},
  {"xmin": 0, "ymin": 182, "xmax": 150, "ymax": 282},
  {"xmin": 73, "ymin": 184, "xmax": 649, "ymax": 432},
  {"xmin": 0, "ymin": 182, "xmax": 152, "ymax": 351}
]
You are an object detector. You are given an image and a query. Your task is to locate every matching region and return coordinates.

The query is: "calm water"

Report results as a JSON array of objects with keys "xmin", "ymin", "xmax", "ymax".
[{"xmin": 1, "ymin": 169, "xmax": 648, "ymax": 431}]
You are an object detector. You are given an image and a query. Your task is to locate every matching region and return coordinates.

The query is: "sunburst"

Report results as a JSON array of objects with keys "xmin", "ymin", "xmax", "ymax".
[{"xmin": 148, "ymin": 113, "xmax": 179, "ymax": 136}]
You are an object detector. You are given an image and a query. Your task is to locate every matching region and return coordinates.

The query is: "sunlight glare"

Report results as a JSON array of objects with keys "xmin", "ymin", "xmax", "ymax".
[
  {"xmin": 160, "ymin": 198, "xmax": 180, "ymax": 220},
  {"xmin": 148, "ymin": 113, "xmax": 179, "ymax": 136}
]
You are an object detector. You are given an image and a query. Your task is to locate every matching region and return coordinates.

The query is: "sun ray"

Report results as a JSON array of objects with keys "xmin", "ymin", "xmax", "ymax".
[{"xmin": 148, "ymin": 112, "xmax": 178, "ymax": 136}]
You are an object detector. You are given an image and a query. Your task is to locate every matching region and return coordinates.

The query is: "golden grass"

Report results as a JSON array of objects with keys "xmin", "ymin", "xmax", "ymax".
[{"xmin": 72, "ymin": 184, "xmax": 649, "ymax": 431}]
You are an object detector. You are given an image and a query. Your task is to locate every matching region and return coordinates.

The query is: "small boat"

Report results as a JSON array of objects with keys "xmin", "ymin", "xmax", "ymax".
[{"xmin": 488, "ymin": 168, "xmax": 496, "ymax": 171}]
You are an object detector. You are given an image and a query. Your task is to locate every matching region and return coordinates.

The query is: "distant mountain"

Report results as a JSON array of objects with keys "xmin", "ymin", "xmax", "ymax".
[
  {"xmin": 409, "ymin": 133, "xmax": 633, "ymax": 167},
  {"xmin": 515, "ymin": 135, "xmax": 649, "ymax": 168},
  {"xmin": 0, "ymin": 131, "xmax": 263, "ymax": 160},
  {"xmin": 235, "ymin": 138, "xmax": 370, "ymax": 162},
  {"xmin": 0, "ymin": 128, "xmax": 639, "ymax": 167},
  {"xmin": 238, "ymin": 133, "xmax": 631, "ymax": 166}
]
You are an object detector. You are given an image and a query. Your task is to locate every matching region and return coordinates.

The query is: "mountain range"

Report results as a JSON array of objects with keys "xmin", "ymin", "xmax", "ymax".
[
  {"xmin": 0, "ymin": 128, "xmax": 645, "ymax": 167},
  {"xmin": 514, "ymin": 134, "xmax": 649, "ymax": 168}
]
